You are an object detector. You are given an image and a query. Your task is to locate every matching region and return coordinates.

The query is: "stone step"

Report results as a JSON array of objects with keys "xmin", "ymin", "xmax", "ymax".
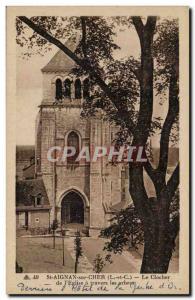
[{"xmin": 56, "ymin": 227, "xmax": 89, "ymax": 237}]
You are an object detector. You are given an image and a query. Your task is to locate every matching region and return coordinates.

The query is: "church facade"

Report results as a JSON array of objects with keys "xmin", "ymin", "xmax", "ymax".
[
  {"xmin": 16, "ymin": 42, "xmax": 179, "ymax": 236},
  {"xmin": 33, "ymin": 42, "xmax": 130, "ymax": 236}
]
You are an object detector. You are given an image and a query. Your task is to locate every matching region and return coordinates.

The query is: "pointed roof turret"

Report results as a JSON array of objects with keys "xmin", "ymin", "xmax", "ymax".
[{"xmin": 41, "ymin": 37, "xmax": 79, "ymax": 73}]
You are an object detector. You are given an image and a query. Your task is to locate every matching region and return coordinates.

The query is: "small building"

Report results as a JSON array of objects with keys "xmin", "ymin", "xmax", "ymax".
[
  {"xmin": 16, "ymin": 145, "xmax": 35, "ymax": 181},
  {"xmin": 16, "ymin": 178, "xmax": 51, "ymax": 231}
]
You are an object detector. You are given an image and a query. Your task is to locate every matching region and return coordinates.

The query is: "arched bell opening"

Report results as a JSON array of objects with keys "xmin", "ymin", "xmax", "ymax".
[
  {"xmin": 64, "ymin": 78, "xmax": 71, "ymax": 98},
  {"xmin": 55, "ymin": 78, "xmax": 62, "ymax": 100},
  {"xmin": 75, "ymin": 78, "xmax": 82, "ymax": 99}
]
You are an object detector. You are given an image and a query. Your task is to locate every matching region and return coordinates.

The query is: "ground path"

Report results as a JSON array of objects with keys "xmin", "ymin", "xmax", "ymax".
[{"xmin": 16, "ymin": 236, "xmax": 178, "ymax": 273}]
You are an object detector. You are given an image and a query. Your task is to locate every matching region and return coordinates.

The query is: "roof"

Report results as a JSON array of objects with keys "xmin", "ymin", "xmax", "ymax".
[
  {"xmin": 23, "ymin": 163, "xmax": 35, "ymax": 179},
  {"xmin": 16, "ymin": 145, "xmax": 35, "ymax": 161},
  {"xmin": 16, "ymin": 178, "xmax": 50, "ymax": 209},
  {"xmin": 16, "ymin": 206, "xmax": 51, "ymax": 212},
  {"xmin": 41, "ymin": 38, "xmax": 78, "ymax": 73}
]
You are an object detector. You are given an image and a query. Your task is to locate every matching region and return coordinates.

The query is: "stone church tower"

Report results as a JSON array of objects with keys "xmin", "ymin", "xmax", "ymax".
[{"xmin": 35, "ymin": 40, "xmax": 130, "ymax": 236}]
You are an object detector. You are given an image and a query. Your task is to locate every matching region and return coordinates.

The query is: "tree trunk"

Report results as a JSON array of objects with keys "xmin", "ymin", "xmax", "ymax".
[
  {"xmin": 141, "ymin": 219, "xmax": 178, "ymax": 273},
  {"xmin": 129, "ymin": 17, "xmax": 179, "ymax": 273},
  {"xmin": 53, "ymin": 230, "xmax": 56, "ymax": 249},
  {"xmin": 141, "ymin": 189, "xmax": 179, "ymax": 273},
  {"xmin": 75, "ymin": 256, "xmax": 78, "ymax": 273},
  {"xmin": 129, "ymin": 163, "xmax": 179, "ymax": 273}
]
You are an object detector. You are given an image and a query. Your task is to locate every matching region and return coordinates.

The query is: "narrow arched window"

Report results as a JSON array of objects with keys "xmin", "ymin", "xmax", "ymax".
[
  {"xmin": 64, "ymin": 79, "xmax": 71, "ymax": 98},
  {"xmin": 55, "ymin": 79, "xmax": 62, "ymax": 100},
  {"xmin": 75, "ymin": 79, "xmax": 81, "ymax": 99},
  {"xmin": 83, "ymin": 78, "xmax": 90, "ymax": 98},
  {"xmin": 67, "ymin": 131, "xmax": 79, "ymax": 164}
]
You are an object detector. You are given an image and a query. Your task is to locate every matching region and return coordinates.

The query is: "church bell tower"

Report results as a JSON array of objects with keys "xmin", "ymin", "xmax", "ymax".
[{"xmin": 35, "ymin": 39, "xmax": 130, "ymax": 236}]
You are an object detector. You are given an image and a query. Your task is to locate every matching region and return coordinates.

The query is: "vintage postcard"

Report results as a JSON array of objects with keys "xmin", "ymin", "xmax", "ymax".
[{"xmin": 6, "ymin": 6, "xmax": 190, "ymax": 295}]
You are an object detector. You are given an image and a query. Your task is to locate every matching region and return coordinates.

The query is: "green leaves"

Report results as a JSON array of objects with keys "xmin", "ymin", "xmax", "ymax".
[
  {"xmin": 93, "ymin": 254, "xmax": 106, "ymax": 273},
  {"xmin": 100, "ymin": 194, "xmax": 179, "ymax": 256},
  {"xmin": 153, "ymin": 19, "xmax": 179, "ymax": 94},
  {"xmin": 74, "ymin": 233, "xmax": 83, "ymax": 259},
  {"xmin": 100, "ymin": 205, "xmax": 144, "ymax": 254}
]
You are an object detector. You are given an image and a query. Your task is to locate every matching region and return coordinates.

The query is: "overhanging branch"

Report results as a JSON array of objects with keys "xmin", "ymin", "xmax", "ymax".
[
  {"xmin": 18, "ymin": 16, "xmax": 136, "ymax": 134},
  {"xmin": 157, "ymin": 69, "xmax": 179, "ymax": 178},
  {"xmin": 81, "ymin": 16, "xmax": 87, "ymax": 58},
  {"xmin": 131, "ymin": 17, "xmax": 144, "ymax": 43},
  {"xmin": 144, "ymin": 160, "xmax": 156, "ymax": 183},
  {"xmin": 166, "ymin": 163, "xmax": 180, "ymax": 202}
]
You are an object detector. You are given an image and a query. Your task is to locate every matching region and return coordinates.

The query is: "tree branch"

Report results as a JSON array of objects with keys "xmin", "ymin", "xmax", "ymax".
[
  {"xmin": 157, "ymin": 69, "xmax": 179, "ymax": 178},
  {"xmin": 132, "ymin": 16, "xmax": 156, "ymax": 48},
  {"xmin": 129, "ymin": 16, "xmax": 157, "ymax": 217},
  {"xmin": 144, "ymin": 160, "xmax": 156, "ymax": 183},
  {"xmin": 129, "ymin": 164, "xmax": 153, "ymax": 221},
  {"xmin": 132, "ymin": 67, "xmax": 141, "ymax": 83},
  {"xmin": 131, "ymin": 17, "xmax": 144, "ymax": 43},
  {"xmin": 145, "ymin": 17, "xmax": 158, "ymax": 35},
  {"xmin": 132, "ymin": 16, "xmax": 157, "ymax": 145},
  {"xmin": 18, "ymin": 16, "xmax": 136, "ymax": 134},
  {"xmin": 166, "ymin": 163, "xmax": 179, "ymax": 202},
  {"xmin": 81, "ymin": 16, "xmax": 87, "ymax": 58},
  {"xmin": 169, "ymin": 214, "xmax": 179, "ymax": 240}
]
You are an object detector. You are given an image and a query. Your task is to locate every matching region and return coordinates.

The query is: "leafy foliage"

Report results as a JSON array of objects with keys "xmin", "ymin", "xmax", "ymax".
[
  {"xmin": 100, "ymin": 192, "xmax": 179, "ymax": 255},
  {"xmin": 75, "ymin": 17, "xmax": 119, "ymax": 66},
  {"xmin": 92, "ymin": 253, "xmax": 113, "ymax": 273},
  {"xmin": 100, "ymin": 204, "xmax": 144, "ymax": 253},
  {"xmin": 17, "ymin": 16, "xmax": 180, "ymax": 272},
  {"xmin": 81, "ymin": 57, "xmax": 140, "ymax": 134},
  {"xmin": 93, "ymin": 254, "xmax": 106, "ymax": 273},
  {"xmin": 16, "ymin": 16, "xmax": 119, "ymax": 64},
  {"xmin": 153, "ymin": 19, "xmax": 179, "ymax": 145},
  {"xmin": 16, "ymin": 17, "xmax": 75, "ymax": 57},
  {"xmin": 74, "ymin": 232, "xmax": 83, "ymax": 273},
  {"xmin": 74, "ymin": 232, "xmax": 83, "ymax": 259},
  {"xmin": 153, "ymin": 18, "xmax": 179, "ymax": 91},
  {"xmin": 50, "ymin": 219, "xmax": 58, "ymax": 231},
  {"xmin": 169, "ymin": 189, "xmax": 179, "ymax": 222},
  {"xmin": 16, "ymin": 16, "xmax": 179, "ymax": 146}
]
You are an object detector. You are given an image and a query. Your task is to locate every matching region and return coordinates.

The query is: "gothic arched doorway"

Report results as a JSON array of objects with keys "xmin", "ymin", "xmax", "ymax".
[{"xmin": 61, "ymin": 191, "xmax": 84, "ymax": 225}]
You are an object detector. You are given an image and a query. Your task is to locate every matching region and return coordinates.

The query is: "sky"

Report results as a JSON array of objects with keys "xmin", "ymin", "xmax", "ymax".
[{"xmin": 16, "ymin": 21, "xmax": 168, "ymax": 146}]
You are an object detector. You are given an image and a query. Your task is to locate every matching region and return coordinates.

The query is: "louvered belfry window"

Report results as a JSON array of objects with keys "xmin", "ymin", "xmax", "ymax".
[
  {"xmin": 64, "ymin": 79, "xmax": 71, "ymax": 98},
  {"xmin": 55, "ymin": 79, "xmax": 62, "ymax": 100},
  {"xmin": 75, "ymin": 79, "xmax": 82, "ymax": 99},
  {"xmin": 83, "ymin": 78, "xmax": 90, "ymax": 98}
]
